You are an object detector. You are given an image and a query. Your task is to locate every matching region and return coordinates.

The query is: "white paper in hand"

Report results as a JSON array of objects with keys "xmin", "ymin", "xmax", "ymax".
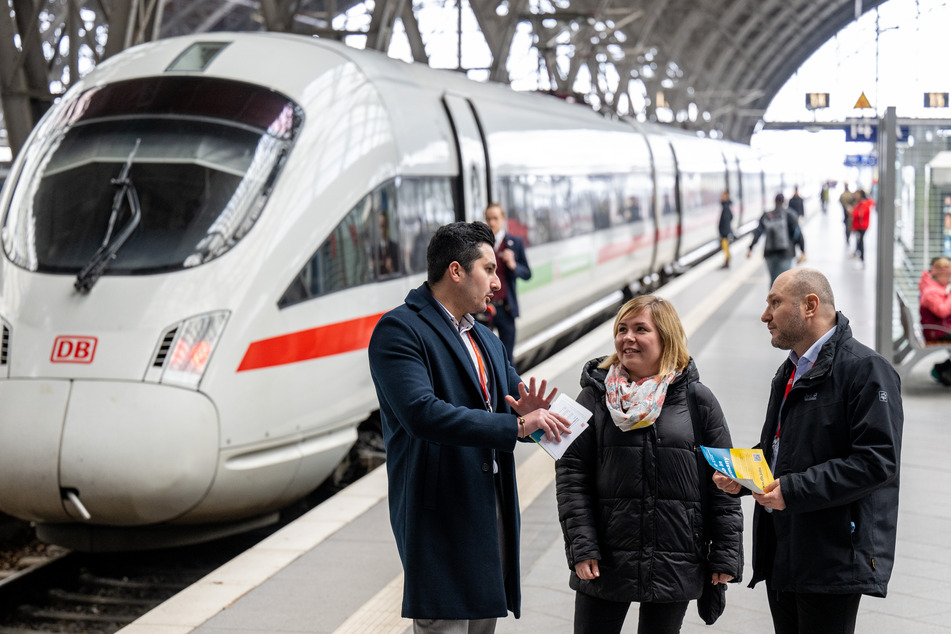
[{"xmin": 529, "ymin": 392, "xmax": 592, "ymax": 460}]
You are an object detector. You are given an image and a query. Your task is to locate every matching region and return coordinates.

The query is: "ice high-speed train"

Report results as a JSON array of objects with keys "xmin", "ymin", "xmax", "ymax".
[{"xmin": 0, "ymin": 32, "xmax": 789, "ymax": 550}]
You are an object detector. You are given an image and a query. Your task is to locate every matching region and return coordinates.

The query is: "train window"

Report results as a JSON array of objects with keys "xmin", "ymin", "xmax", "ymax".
[
  {"xmin": 621, "ymin": 172, "xmax": 652, "ymax": 224},
  {"xmin": 494, "ymin": 176, "xmax": 532, "ymax": 245},
  {"xmin": 373, "ymin": 182, "xmax": 402, "ymax": 279},
  {"xmin": 397, "ymin": 177, "xmax": 455, "ymax": 276},
  {"xmin": 549, "ymin": 177, "xmax": 574, "ymax": 240},
  {"xmin": 280, "ymin": 192, "xmax": 374, "ymax": 307},
  {"xmin": 278, "ymin": 177, "xmax": 453, "ymax": 308},
  {"xmin": 2, "ymin": 77, "xmax": 302, "ymax": 276},
  {"xmin": 530, "ymin": 176, "xmax": 553, "ymax": 246},
  {"xmin": 563, "ymin": 177, "xmax": 594, "ymax": 237},
  {"xmin": 587, "ymin": 177, "xmax": 613, "ymax": 230},
  {"xmin": 495, "ymin": 172, "xmax": 654, "ymax": 237}
]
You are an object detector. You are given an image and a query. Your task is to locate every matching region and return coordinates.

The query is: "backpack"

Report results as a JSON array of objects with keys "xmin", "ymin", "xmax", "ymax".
[{"xmin": 762, "ymin": 210, "xmax": 790, "ymax": 252}]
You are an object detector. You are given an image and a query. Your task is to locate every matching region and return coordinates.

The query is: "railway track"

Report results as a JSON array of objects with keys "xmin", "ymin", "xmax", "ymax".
[
  {"xmin": 0, "ymin": 541, "xmax": 248, "ymax": 632},
  {"xmin": 0, "ymin": 471, "xmax": 353, "ymax": 633}
]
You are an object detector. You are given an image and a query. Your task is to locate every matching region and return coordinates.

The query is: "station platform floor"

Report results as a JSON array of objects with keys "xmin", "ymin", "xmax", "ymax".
[{"xmin": 120, "ymin": 207, "xmax": 951, "ymax": 634}]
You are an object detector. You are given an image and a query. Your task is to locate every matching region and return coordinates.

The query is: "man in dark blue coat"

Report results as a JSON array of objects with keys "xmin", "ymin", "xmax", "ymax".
[
  {"xmin": 484, "ymin": 204, "xmax": 532, "ymax": 365},
  {"xmin": 715, "ymin": 268, "xmax": 903, "ymax": 634},
  {"xmin": 368, "ymin": 221, "xmax": 570, "ymax": 633}
]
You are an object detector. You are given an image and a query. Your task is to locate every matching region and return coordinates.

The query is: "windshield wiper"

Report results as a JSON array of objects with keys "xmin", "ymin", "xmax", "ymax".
[{"xmin": 75, "ymin": 139, "xmax": 143, "ymax": 293}]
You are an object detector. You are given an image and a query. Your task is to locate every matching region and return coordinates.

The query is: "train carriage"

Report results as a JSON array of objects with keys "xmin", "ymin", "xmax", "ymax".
[{"xmin": 0, "ymin": 32, "xmax": 785, "ymax": 550}]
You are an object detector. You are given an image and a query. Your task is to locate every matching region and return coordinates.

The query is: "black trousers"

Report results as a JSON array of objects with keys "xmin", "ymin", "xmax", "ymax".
[
  {"xmin": 854, "ymin": 229, "xmax": 866, "ymax": 260},
  {"xmin": 766, "ymin": 583, "xmax": 861, "ymax": 634},
  {"xmin": 573, "ymin": 591, "xmax": 688, "ymax": 634}
]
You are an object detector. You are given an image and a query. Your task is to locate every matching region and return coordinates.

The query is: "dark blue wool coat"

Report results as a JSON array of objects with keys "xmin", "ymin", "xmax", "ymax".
[{"xmin": 369, "ymin": 283, "xmax": 525, "ymax": 619}]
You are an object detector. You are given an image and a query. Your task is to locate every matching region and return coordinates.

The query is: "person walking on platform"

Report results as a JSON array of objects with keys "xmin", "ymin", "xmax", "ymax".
[
  {"xmin": 839, "ymin": 183, "xmax": 854, "ymax": 246},
  {"xmin": 919, "ymin": 256, "xmax": 951, "ymax": 385},
  {"xmin": 368, "ymin": 221, "xmax": 571, "ymax": 634},
  {"xmin": 850, "ymin": 189, "xmax": 873, "ymax": 265},
  {"xmin": 556, "ymin": 295, "xmax": 743, "ymax": 634},
  {"xmin": 714, "ymin": 268, "xmax": 903, "ymax": 634},
  {"xmin": 484, "ymin": 203, "xmax": 532, "ymax": 365},
  {"xmin": 718, "ymin": 190, "xmax": 734, "ymax": 268},
  {"xmin": 747, "ymin": 193, "xmax": 804, "ymax": 286},
  {"xmin": 788, "ymin": 186, "xmax": 804, "ymax": 217}
]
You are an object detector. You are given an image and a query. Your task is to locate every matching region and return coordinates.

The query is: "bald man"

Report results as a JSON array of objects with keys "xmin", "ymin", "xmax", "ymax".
[{"xmin": 714, "ymin": 268, "xmax": 903, "ymax": 634}]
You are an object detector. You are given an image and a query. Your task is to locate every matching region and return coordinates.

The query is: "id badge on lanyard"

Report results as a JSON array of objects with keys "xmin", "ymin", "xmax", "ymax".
[{"xmin": 771, "ymin": 368, "xmax": 796, "ymax": 471}]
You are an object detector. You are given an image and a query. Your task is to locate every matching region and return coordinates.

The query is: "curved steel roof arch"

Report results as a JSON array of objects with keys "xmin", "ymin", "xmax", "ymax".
[{"xmin": 0, "ymin": 0, "xmax": 895, "ymax": 156}]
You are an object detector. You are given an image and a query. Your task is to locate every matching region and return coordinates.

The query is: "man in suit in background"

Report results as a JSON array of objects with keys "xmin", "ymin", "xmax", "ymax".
[
  {"xmin": 484, "ymin": 204, "xmax": 532, "ymax": 365},
  {"xmin": 368, "ymin": 221, "xmax": 569, "ymax": 633}
]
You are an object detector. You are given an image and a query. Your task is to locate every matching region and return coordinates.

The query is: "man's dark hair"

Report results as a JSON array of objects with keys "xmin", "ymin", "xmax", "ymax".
[
  {"xmin": 775, "ymin": 193, "xmax": 785, "ymax": 205},
  {"xmin": 427, "ymin": 221, "xmax": 494, "ymax": 286}
]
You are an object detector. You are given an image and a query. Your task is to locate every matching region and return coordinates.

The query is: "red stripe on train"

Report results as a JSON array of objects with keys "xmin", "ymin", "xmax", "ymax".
[{"xmin": 237, "ymin": 313, "xmax": 384, "ymax": 372}]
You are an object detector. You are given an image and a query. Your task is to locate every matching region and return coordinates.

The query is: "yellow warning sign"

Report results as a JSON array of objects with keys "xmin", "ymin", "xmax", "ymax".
[{"xmin": 854, "ymin": 92, "xmax": 873, "ymax": 109}]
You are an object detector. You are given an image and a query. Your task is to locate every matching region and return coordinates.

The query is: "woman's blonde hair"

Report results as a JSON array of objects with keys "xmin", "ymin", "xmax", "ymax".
[{"xmin": 598, "ymin": 295, "xmax": 690, "ymax": 374}]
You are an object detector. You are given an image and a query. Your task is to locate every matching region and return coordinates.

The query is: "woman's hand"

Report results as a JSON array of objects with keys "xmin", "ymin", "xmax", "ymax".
[
  {"xmin": 574, "ymin": 559, "xmax": 600, "ymax": 580},
  {"xmin": 713, "ymin": 472, "xmax": 742, "ymax": 495},
  {"xmin": 711, "ymin": 572, "xmax": 734, "ymax": 585}
]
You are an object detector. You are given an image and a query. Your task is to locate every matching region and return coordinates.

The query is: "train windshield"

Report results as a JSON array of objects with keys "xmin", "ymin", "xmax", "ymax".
[{"xmin": 2, "ymin": 76, "xmax": 302, "ymax": 275}]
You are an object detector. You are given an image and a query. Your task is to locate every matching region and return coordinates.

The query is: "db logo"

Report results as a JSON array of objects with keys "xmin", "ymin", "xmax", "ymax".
[{"xmin": 51, "ymin": 336, "xmax": 98, "ymax": 364}]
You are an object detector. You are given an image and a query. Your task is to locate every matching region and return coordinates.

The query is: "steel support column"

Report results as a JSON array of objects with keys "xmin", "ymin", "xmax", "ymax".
[{"xmin": 876, "ymin": 106, "xmax": 897, "ymax": 357}]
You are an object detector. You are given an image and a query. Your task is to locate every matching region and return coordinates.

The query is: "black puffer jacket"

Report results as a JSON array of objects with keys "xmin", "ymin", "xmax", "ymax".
[{"xmin": 555, "ymin": 357, "xmax": 743, "ymax": 603}]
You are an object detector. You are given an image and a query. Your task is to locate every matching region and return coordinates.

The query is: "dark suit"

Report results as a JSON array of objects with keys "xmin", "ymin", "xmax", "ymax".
[
  {"xmin": 493, "ymin": 234, "xmax": 532, "ymax": 364},
  {"xmin": 368, "ymin": 283, "xmax": 524, "ymax": 619}
]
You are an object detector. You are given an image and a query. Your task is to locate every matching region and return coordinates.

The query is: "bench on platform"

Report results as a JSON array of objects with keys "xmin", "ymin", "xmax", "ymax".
[{"xmin": 894, "ymin": 289, "xmax": 951, "ymax": 382}]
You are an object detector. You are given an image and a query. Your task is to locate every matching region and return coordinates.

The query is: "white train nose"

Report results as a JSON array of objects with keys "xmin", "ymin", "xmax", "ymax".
[{"xmin": 0, "ymin": 380, "xmax": 219, "ymax": 525}]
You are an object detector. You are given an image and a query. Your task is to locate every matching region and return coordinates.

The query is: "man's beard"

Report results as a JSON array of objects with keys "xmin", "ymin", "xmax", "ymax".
[{"xmin": 771, "ymin": 313, "xmax": 808, "ymax": 350}]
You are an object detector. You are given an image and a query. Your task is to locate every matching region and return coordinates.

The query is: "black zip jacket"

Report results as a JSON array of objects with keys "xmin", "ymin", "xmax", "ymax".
[{"xmin": 749, "ymin": 312, "xmax": 903, "ymax": 596}]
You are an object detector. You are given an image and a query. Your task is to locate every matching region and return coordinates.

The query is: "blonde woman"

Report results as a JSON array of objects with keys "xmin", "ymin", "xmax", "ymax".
[{"xmin": 556, "ymin": 295, "xmax": 743, "ymax": 634}]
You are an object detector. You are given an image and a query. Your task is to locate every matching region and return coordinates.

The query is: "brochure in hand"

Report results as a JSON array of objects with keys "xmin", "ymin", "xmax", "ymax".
[
  {"xmin": 700, "ymin": 446, "xmax": 775, "ymax": 494},
  {"xmin": 529, "ymin": 392, "xmax": 592, "ymax": 460}
]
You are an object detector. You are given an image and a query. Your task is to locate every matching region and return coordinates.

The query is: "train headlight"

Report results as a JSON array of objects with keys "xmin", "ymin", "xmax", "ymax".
[{"xmin": 160, "ymin": 310, "xmax": 230, "ymax": 390}]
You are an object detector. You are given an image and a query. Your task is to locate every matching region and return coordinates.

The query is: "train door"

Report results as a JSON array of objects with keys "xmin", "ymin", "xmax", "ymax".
[
  {"xmin": 668, "ymin": 142, "xmax": 684, "ymax": 262},
  {"xmin": 642, "ymin": 133, "xmax": 678, "ymax": 279},
  {"xmin": 731, "ymin": 157, "xmax": 743, "ymax": 225},
  {"xmin": 442, "ymin": 94, "xmax": 489, "ymax": 222}
]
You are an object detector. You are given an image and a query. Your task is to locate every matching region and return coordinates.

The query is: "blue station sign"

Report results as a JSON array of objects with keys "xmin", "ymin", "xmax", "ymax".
[
  {"xmin": 844, "ymin": 154, "xmax": 878, "ymax": 167},
  {"xmin": 845, "ymin": 123, "xmax": 911, "ymax": 143}
]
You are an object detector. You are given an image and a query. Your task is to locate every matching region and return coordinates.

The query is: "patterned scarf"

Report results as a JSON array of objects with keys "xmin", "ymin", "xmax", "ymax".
[{"xmin": 604, "ymin": 363, "xmax": 682, "ymax": 431}]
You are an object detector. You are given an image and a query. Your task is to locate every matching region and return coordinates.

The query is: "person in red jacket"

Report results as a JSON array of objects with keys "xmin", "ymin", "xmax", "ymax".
[
  {"xmin": 919, "ymin": 256, "xmax": 951, "ymax": 385},
  {"xmin": 850, "ymin": 189, "xmax": 873, "ymax": 265}
]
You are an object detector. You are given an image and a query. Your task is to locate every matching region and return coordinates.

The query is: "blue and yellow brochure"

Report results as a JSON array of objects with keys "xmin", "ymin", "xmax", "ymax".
[{"xmin": 700, "ymin": 446, "xmax": 775, "ymax": 494}]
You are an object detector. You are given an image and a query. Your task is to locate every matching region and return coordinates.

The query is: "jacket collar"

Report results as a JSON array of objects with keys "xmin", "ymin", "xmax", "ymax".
[{"xmin": 783, "ymin": 311, "xmax": 852, "ymax": 383}]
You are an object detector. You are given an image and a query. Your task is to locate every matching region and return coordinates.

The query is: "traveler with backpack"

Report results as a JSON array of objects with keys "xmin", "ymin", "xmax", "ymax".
[{"xmin": 748, "ymin": 193, "xmax": 804, "ymax": 286}]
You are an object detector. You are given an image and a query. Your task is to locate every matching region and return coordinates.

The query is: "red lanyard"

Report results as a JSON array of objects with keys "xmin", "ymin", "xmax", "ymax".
[
  {"xmin": 776, "ymin": 366, "xmax": 796, "ymax": 439},
  {"xmin": 466, "ymin": 331, "xmax": 490, "ymax": 408}
]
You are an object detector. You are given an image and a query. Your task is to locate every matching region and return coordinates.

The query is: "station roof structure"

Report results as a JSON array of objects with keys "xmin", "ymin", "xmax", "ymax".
[{"xmin": 0, "ymin": 0, "xmax": 888, "ymax": 157}]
